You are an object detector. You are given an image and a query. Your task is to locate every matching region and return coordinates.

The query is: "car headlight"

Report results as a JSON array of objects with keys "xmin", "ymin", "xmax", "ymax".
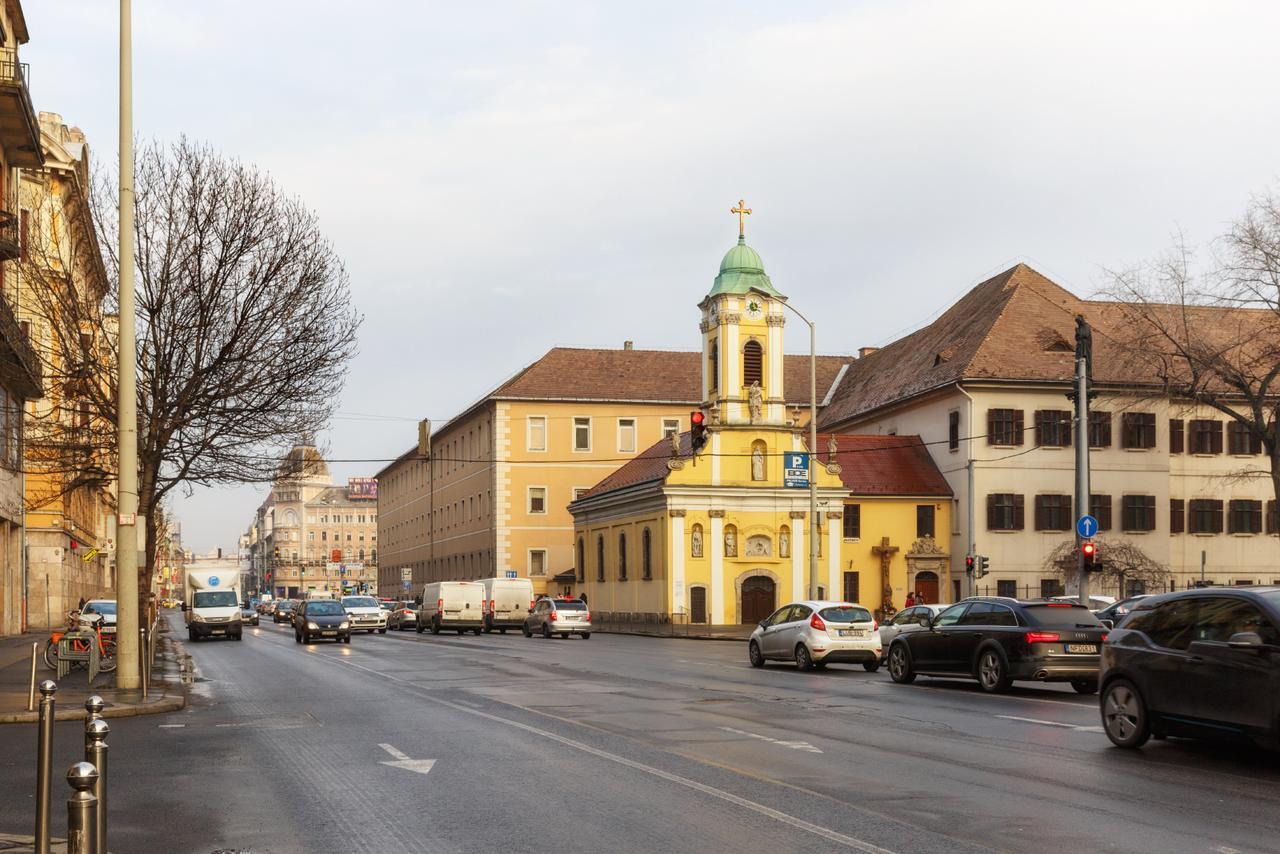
[
  {"xmin": 339, "ymin": 621, "xmax": 350, "ymax": 630},
  {"xmin": 307, "ymin": 622, "xmax": 319, "ymax": 630}
]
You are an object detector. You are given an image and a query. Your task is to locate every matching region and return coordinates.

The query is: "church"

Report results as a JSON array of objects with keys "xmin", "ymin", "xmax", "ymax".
[{"xmin": 568, "ymin": 208, "xmax": 953, "ymax": 626}]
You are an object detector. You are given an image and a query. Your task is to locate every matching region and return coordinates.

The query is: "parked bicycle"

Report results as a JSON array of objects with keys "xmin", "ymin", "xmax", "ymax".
[{"xmin": 43, "ymin": 610, "xmax": 118, "ymax": 673}]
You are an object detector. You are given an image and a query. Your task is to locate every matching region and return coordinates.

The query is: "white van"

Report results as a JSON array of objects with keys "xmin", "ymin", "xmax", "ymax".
[
  {"xmin": 416, "ymin": 581, "xmax": 485, "ymax": 635},
  {"xmin": 479, "ymin": 577, "xmax": 535, "ymax": 634},
  {"xmin": 304, "ymin": 590, "xmax": 338, "ymax": 600}
]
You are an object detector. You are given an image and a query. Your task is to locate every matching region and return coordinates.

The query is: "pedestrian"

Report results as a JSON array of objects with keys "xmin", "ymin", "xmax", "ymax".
[
  {"xmin": 580, "ymin": 592, "xmax": 588, "ymax": 605},
  {"xmin": 904, "ymin": 592, "xmax": 916, "ymax": 608},
  {"xmin": 916, "ymin": 590, "xmax": 927, "ymax": 605},
  {"xmin": 76, "ymin": 596, "xmax": 86, "ymax": 611}
]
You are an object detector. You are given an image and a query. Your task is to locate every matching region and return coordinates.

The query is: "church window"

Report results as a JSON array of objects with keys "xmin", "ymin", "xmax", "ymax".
[
  {"xmin": 618, "ymin": 533, "xmax": 628, "ymax": 581},
  {"xmin": 743, "ymin": 340, "xmax": 763, "ymax": 387},
  {"xmin": 708, "ymin": 341, "xmax": 718, "ymax": 391},
  {"xmin": 576, "ymin": 538, "xmax": 585, "ymax": 583},
  {"xmin": 641, "ymin": 528, "xmax": 652, "ymax": 580},
  {"xmin": 596, "ymin": 536, "xmax": 605, "ymax": 582}
]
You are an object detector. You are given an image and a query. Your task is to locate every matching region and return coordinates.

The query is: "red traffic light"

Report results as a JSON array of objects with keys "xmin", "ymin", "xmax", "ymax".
[
  {"xmin": 1081, "ymin": 541, "xmax": 1096, "ymax": 558},
  {"xmin": 690, "ymin": 411, "xmax": 705, "ymax": 426},
  {"xmin": 690, "ymin": 410, "xmax": 709, "ymax": 452}
]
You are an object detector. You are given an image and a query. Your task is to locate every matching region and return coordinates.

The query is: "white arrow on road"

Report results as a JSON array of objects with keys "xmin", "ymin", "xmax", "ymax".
[{"xmin": 378, "ymin": 743, "xmax": 436, "ymax": 775}]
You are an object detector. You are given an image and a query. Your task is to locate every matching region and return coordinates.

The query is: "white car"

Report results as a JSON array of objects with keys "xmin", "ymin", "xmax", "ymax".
[
  {"xmin": 748, "ymin": 600, "xmax": 881, "ymax": 671},
  {"xmin": 341, "ymin": 595, "xmax": 388, "ymax": 633},
  {"xmin": 1049, "ymin": 594, "xmax": 1117, "ymax": 612},
  {"xmin": 79, "ymin": 600, "xmax": 117, "ymax": 636}
]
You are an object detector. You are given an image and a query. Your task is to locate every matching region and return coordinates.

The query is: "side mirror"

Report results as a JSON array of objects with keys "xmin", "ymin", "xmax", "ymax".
[
  {"xmin": 180, "ymin": 603, "xmax": 187, "ymax": 612},
  {"xmin": 1228, "ymin": 631, "xmax": 1264, "ymax": 649},
  {"xmin": 758, "ymin": 620, "xmax": 769, "ymax": 630},
  {"xmin": 1100, "ymin": 619, "xmax": 1114, "ymax": 630},
  {"xmin": 920, "ymin": 615, "xmax": 934, "ymax": 629}
]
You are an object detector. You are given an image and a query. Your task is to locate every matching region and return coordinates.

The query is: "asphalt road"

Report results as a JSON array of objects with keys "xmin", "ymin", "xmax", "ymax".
[{"xmin": 2, "ymin": 611, "xmax": 1278, "ymax": 854}]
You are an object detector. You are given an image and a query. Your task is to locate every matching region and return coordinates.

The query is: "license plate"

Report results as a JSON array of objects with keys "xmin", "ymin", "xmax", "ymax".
[
  {"xmin": 1066, "ymin": 644, "xmax": 1098, "ymax": 654},
  {"xmin": 322, "ymin": 631, "xmax": 337, "ymax": 636},
  {"xmin": 839, "ymin": 629, "xmax": 866, "ymax": 637},
  {"xmin": 212, "ymin": 630, "xmax": 225, "ymax": 635}
]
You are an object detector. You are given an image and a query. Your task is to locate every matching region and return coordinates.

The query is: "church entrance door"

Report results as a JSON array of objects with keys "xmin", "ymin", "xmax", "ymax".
[
  {"xmin": 741, "ymin": 576, "xmax": 776, "ymax": 624},
  {"xmin": 690, "ymin": 587, "xmax": 707, "ymax": 624},
  {"xmin": 914, "ymin": 571, "xmax": 939, "ymax": 605}
]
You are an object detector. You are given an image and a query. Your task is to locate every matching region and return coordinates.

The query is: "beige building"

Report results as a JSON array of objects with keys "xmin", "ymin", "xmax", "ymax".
[
  {"xmin": 248, "ymin": 444, "xmax": 379, "ymax": 598},
  {"xmin": 819, "ymin": 263, "xmax": 1280, "ymax": 598},
  {"xmin": 376, "ymin": 345, "xmax": 850, "ymax": 598}
]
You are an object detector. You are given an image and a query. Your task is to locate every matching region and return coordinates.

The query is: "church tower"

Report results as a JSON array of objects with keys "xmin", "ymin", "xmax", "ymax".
[{"xmin": 698, "ymin": 200, "xmax": 787, "ymax": 426}]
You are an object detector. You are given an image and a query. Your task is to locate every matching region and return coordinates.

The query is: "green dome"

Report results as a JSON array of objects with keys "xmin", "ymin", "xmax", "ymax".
[{"xmin": 708, "ymin": 237, "xmax": 784, "ymax": 298}]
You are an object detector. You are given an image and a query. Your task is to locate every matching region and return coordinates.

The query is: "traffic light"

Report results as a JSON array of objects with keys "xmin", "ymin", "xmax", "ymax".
[
  {"xmin": 965, "ymin": 555, "xmax": 976, "ymax": 576},
  {"xmin": 1081, "ymin": 540, "xmax": 1097, "ymax": 571},
  {"xmin": 690, "ymin": 410, "xmax": 708, "ymax": 452},
  {"xmin": 976, "ymin": 555, "xmax": 989, "ymax": 578}
]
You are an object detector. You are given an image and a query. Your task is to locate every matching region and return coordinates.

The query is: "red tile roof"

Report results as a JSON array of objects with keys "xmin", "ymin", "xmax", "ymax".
[
  {"xmin": 822, "ymin": 434, "xmax": 953, "ymax": 497},
  {"xmin": 574, "ymin": 433, "xmax": 689, "ymax": 501}
]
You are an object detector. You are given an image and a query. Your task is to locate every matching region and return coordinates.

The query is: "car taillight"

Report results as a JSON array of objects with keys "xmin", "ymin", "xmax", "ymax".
[
  {"xmin": 489, "ymin": 599, "xmax": 495, "ymax": 613},
  {"xmin": 549, "ymin": 611, "xmax": 557, "ymax": 621},
  {"xmin": 530, "ymin": 599, "xmax": 535, "ymax": 610},
  {"xmin": 583, "ymin": 612, "xmax": 590, "ymax": 621},
  {"xmin": 437, "ymin": 598, "xmax": 443, "ymax": 611},
  {"xmin": 1025, "ymin": 631, "xmax": 1061, "ymax": 644},
  {"xmin": 809, "ymin": 613, "xmax": 826, "ymax": 630},
  {"xmin": 1101, "ymin": 633, "xmax": 1109, "ymax": 643},
  {"xmin": 870, "ymin": 619, "xmax": 878, "ymax": 631}
]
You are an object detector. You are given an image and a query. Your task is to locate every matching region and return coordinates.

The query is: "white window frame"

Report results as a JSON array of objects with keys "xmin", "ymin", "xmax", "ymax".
[
  {"xmin": 527, "ymin": 415, "xmax": 547, "ymax": 452},
  {"xmin": 528, "ymin": 549, "xmax": 547, "ymax": 577},
  {"xmin": 573, "ymin": 416, "xmax": 592, "ymax": 452},
  {"xmin": 617, "ymin": 417, "xmax": 637, "ymax": 453},
  {"xmin": 662, "ymin": 418, "xmax": 680, "ymax": 439},
  {"xmin": 572, "ymin": 486, "xmax": 591, "ymax": 501},
  {"xmin": 528, "ymin": 485, "xmax": 548, "ymax": 515}
]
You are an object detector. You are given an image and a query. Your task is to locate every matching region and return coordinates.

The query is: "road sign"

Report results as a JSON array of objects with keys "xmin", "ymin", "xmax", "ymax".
[
  {"xmin": 505, "ymin": 570, "xmax": 517, "ymax": 579},
  {"xmin": 1076, "ymin": 515, "xmax": 1099, "ymax": 538},
  {"xmin": 400, "ymin": 567, "xmax": 412, "ymax": 582},
  {"xmin": 784, "ymin": 452, "xmax": 810, "ymax": 488},
  {"xmin": 402, "ymin": 580, "xmax": 411, "ymax": 590}
]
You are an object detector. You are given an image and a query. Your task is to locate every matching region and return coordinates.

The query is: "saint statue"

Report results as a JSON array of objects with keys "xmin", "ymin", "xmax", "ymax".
[
  {"xmin": 779, "ymin": 529, "xmax": 790, "ymax": 558},
  {"xmin": 751, "ymin": 444, "xmax": 766, "ymax": 481},
  {"xmin": 691, "ymin": 526, "xmax": 703, "ymax": 558},
  {"xmin": 669, "ymin": 431, "xmax": 681, "ymax": 458},
  {"xmin": 748, "ymin": 381, "xmax": 763, "ymax": 423},
  {"xmin": 724, "ymin": 528, "xmax": 737, "ymax": 558},
  {"xmin": 1075, "ymin": 314, "xmax": 1093, "ymax": 386},
  {"xmin": 828, "ymin": 434, "xmax": 839, "ymax": 463}
]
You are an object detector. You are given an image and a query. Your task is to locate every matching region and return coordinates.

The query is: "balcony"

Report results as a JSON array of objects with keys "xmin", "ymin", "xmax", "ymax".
[
  {"xmin": 0, "ymin": 288, "xmax": 40, "ymax": 398},
  {"xmin": 0, "ymin": 50, "xmax": 41, "ymax": 169}
]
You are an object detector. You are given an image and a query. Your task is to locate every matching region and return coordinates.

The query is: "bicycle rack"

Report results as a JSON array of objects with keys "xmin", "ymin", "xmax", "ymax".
[{"xmin": 56, "ymin": 631, "xmax": 100, "ymax": 682}]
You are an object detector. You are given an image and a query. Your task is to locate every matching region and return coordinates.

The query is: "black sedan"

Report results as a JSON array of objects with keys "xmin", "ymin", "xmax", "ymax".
[
  {"xmin": 294, "ymin": 600, "xmax": 351, "ymax": 644},
  {"xmin": 886, "ymin": 597, "xmax": 1108, "ymax": 694},
  {"xmin": 272, "ymin": 601, "xmax": 296, "ymax": 624},
  {"xmin": 1099, "ymin": 586, "xmax": 1280, "ymax": 749}
]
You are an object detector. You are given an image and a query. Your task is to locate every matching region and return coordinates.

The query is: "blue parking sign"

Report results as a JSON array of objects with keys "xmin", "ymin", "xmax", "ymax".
[{"xmin": 784, "ymin": 453, "xmax": 810, "ymax": 488}]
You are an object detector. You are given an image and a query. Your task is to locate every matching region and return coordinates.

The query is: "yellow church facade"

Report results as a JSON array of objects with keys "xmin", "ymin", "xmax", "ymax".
[{"xmin": 570, "ymin": 213, "xmax": 953, "ymax": 625}]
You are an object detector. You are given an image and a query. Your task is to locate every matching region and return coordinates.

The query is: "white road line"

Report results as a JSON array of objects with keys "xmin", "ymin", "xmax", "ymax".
[
  {"xmin": 719, "ymin": 726, "xmax": 823, "ymax": 753},
  {"xmin": 996, "ymin": 715, "xmax": 1105, "ymax": 733},
  {"xmin": 378, "ymin": 743, "xmax": 411, "ymax": 761}
]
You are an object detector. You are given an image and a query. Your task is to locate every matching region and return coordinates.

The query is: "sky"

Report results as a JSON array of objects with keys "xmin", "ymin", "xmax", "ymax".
[{"xmin": 21, "ymin": 1, "xmax": 1280, "ymax": 553}]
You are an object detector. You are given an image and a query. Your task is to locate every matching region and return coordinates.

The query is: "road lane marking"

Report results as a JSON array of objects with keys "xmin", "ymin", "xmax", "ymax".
[
  {"xmin": 996, "ymin": 715, "xmax": 1105, "ymax": 733},
  {"xmin": 719, "ymin": 726, "xmax": 823, "ymax": 753},
  {"xmin": 378, "ymin": 743, "xmax": 437, "ymax": 775}
]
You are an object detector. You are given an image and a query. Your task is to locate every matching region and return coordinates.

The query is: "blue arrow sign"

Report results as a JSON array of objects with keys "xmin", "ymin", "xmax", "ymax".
[{"xmin": 1076, "ymin": 515, "xmax": 1099, "ymax": 539}]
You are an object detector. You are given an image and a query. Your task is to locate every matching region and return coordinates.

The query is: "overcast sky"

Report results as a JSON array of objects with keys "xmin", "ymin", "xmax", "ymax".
[{"xmin": 22, "ymin": 1, "xmax": 1280, "ymax": 554}]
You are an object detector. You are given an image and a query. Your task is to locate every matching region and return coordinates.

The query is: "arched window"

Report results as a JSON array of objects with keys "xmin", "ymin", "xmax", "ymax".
[
  {"xmin": 642, "ymin": 528, "xmax": 652, "ymax": 580},
  {"xmin": 708, "ymin": 340, "xmax": 718, "ymax": 390},
  {"xmin": 618, "ymin": 533, "xmax": 628, "ymax": 581},
  {"xmin": 576, "ymin": 538, "xmax": 585, "ymax": 583},
  {"xmin": 371, "ymin": 548, "xmax": 377, "ymax": 564},
  {"xmin": 743, "ymin": 339, "xmax": 763, "ymax": 387},
  {"xmin": 596, "ymin": 536, "xmax": 605, "ymax": 582},
  {"xmin": 358, "ymin": 548, "xmax": 365, "ymax": 560},
  {"xmin": 284, "ymin": 509, "xmax": 298, "ymax": 527}
]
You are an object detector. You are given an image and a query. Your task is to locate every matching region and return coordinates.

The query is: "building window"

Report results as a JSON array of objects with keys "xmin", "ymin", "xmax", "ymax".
[
  {"xmin": 530, "ymin": 550, "xmax": 547, "ymax": 576},
  {"xmin": 307, "ymin": 531, "xmax": 315, "ymax": 541},
  {"xmin": 987, "ymin": 409, "xmax": 1023, "ymax": 445},
  {"xmin": 573, "ymin": 417, "xmax": 591, "ymax": 452},
  {"xmin": 997, "ymin": 579, "xmax": 1017, "ymax": 598},
  {"xmin": 1189, "ymin": 419, "xmax": 1223, "ymax": 454},
  {"xmin": 708, "ymin": 340, "xmax": 718, "ymax": 390},
  {"xmin": 843, "ymin": 504, "xmax": 861, "ymax": 539},
  {"xmin": 1189, "ymin": 499, "xmax": 1224, "ymax": 534},
  {"xmin": 576, "ymin": 538, "xmax": 585, "ymax": 582},
  {"xmin": 1228, "ymin": 500, "xmax": 1263, "ymax": 534},
  {"xmin": 662, "ymin": 418, "xmax": 680, "ymax": 439},
  {"xmin": 641, "ymin": 528, "xmax": 652, "ymax": 580},
  {"xmin": 618, "ymin": 533, "xmax": 628, "ymax": 581},
  {"xmin": 1034, "ymin": 410, "xmax": 1072, "ymax": 447},
  {"xmin": 1121, "ymin": 495, "xmax": 1156, "ymax": 532},
  {"xmin": 1034, "ymin": 495, "xmax": 1071, "ymax": 531},
  {"xmin": 1040, "ymin": 579, "xmax": 1064, "ymax": 598},
  {"xmin": 596, "ymin": 536, "xmax": 605, "ymax": 582},
  {"xmin": 916, "ymin": 505, "xmax": 935, "ymax": 538},
  {"xmin": 742, "ymin": 340, "xmax": 763, "ymax": 387},
  {"xmin": 842, "ymin": 571, "xmax": 859, "ymax": 602},
  {"xmin": 1267, "ymin": 501, "xmax": 1278, "ymax": 535},
  {"xmin": 1090, "ymin": 494, "xmax": 1112, "ymax": 531},
  {"xmin": 988, "ymin": 494, "xmax": 1025, "ymax": 530},
  {"xmin": 321, "ymin": 531, "xmax": 327, "ymax": 541},
  {"xmin": 1170, "ymin": 499, "xmax": 1185, "ymax": 534},
  {"xmin": 948, "ymin": 411, "xmax": 960, "ymax": 451},
  {"xmin": 1121, "ymin": 413, "xmax": 1157, "ymax": 449},
  {"xmin": 527, "ymin": 416, "xmax": 547, "ymax": 451},
  {"xmin": 572, "ymin": 487, "xmax": 590, "ymax": 501},
  {"xmin": 1227, "ymin": 422, "xmax": 1261, "ymax": 455},
  {"xmin": 528, "ymin": 487, "xmax": 547, "ymax": 514},
  {"xmin": 618, "ymin": 418, "xmax": 637, "ymax": 453},
  {"xmin": 1169, "ymin": 419, "xmax": 1184, "ymax": 454},
  {"xmin": 1088, "ymin": 412, "xmax": 1112, "ymax": 448}
]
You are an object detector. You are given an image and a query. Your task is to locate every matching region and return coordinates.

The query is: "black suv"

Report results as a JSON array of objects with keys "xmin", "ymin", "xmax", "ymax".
[
  {"xmin": 886, "ymin": 597, "xmax": 1108, "ymax": 694},
  {"xmin": 1099, "ymin": 586, "xmax": 1280, "ymax": 749}
]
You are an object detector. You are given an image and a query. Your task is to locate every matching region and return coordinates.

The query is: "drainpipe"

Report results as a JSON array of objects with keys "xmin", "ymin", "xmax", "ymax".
[{"xmin": 955, "ymin": 384, "xmax": 976, "ymax": 600}]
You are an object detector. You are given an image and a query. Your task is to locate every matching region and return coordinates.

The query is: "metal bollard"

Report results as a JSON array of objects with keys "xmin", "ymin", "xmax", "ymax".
[
  {"xmin": 85, "ymin": 718, "xmax": 108, "ymax": 854},
  {"xmin": 65, "ymin": 761, "xmax": 98, "ymax": 854},
  {"xmin": 27, "ymin": 642, "xmax": 38, "ymax": 712},
  {"xmin": 140, "ymin": 628, "xmax": 148, "ymax": 700},
  {"xmin": 85, "ymin": 695, "xmax": 105, "ymax": 723},
  {"xmin": 34, "ymin": 680, "xmax": 56, "ymax": 854}
]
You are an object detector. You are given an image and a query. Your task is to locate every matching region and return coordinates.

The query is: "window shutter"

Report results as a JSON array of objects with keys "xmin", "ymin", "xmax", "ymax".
[
  {"xmin": 1144, "ymin": 497, "xmax": 1156, "ymax": 532},
  {"xmin": 986, "ymin": 494, "xmax": 998, "ymax": 529},
  {"xmin": 1170, "ymin": 499, "xmax": 1184, "ymax": 534},
  {"xmin": 1249, "ymin": 430, "xmax": 1263, "ymax": 455},
  {"xmin": 1169, "ymin": 419, "xmax": 1183, "ymax": 454},
  {"xmin": 1033, "ymin": 411, "xmax": 1044, "ymax": 446},
  {"xmin": 1210, "ymin": 421, "xmax": 1223, "ymax": 454},
  {"xmin": 987, "ymin": 410, "xmax": 997, "ymax": 445},
  {"xmin": 1212, "ymin": 499, "xmax": 1224, "ymax": 533},
  {"xmin": 1143, "ymin": 416, "xmax": 1156, "ymax": 449},
  {"xmin": 1268, "ymin": 500, "xmax": 1278, "ymax": 535},
  {"xmin": 1014, "ymin": 410, "xmax": 1025, "ymax": 445},
  {"xmin": 1013, "ymin": 494, "xmax": 1025, "ymax": 530},
  {"xmin": 1090, "ymin": 494, "xmax": 1111, "ymax": 531},
  {"xmin": 1034, "ymin": 495, "xmax": 1046, "ymax": 531},
  {"xmin": 1063, "ymin": 413, "xmax": 1072, "ymax": 447}
]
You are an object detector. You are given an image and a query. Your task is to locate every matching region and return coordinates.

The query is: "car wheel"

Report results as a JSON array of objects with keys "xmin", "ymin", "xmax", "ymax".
[
  {"xmin": 379, "ymin": 628, "xmax": 387, "ymax": 634},
  {"xmin": 1072, "ymin": 680, "xmax": 1098, "ymax": 695},
  {"xmin": 431, "ymin": 617, "xmax": 441, "ymax": 636},
  {"xmin": 542, "ymin": 623, "xmax": 552, "ymax": 639},
  {"xmin": 343, "ymin": 635, "xmax": 351, "ymax": 645},
  {"xmin": 977, "ymin": 649, "xmax": 1012, "ymax": 693},
  {"xmin": 560, "ymin": 632, "xmax": 569, "ymax": 639},
  {"xmin": 581, "ymin": 632, "xmax": 590, "ymax": 639},
  {"xmin": 748, "ymin": 641, "xmax": 765, "ymax": 668},
  {"xmin": 189, "ymin": 628, "xmax": 198, "ymax": 643},
  {"xmin": 522, "ymin": 624, "xmax": 532, "ymax": 638},
  {"xmin": 1101, "ymin": 679, "xmax": 1151, "ymax": 748},
  {"xmin": 795, "ymin": 644, "xmax": 814, "ymax": 672},
  {"xmin": 368, "ymin": 629, "xmax": 375, "ymax": 634},
  {"xmin": 887, "ymin": 644, "xmax": 915, "ymax": 684},
  {"xmin": 499, "ymin": 628, "xmax": 507, "ymax": 635},
  {"xmin": 302, "ymin": 631, "xmax": 310, "ymax": 645},
  {"xmin": 863, "ymin": 660, "xmax": 880, "ymax": 673},
  {"xmin": 456, "ymin": 628, "xmax": 464, "ymax": 635},
  {"xmin": 474, "ymin": 627, "xmax": 483, "ymax": 636},
  {"xmin": 234, "ymin": 632, "xmax": 242, "ymax": 641}
]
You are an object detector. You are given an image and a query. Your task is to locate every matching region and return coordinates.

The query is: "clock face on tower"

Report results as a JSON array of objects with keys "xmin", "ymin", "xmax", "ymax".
[{"xmin": 744, "ymin": 298, "xmax": 764, "ymax": 320}]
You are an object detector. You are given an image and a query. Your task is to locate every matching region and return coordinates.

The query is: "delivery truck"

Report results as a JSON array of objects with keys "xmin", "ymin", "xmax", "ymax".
[{"xmin": 183, "ymin": 567, "xmax": 244, "ymax": 641}]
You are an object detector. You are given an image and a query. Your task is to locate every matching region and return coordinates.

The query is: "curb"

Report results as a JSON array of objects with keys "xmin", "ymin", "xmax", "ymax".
[{"xmin": 595, "ymin": 629, "xmax": 749, "ymax": 643}]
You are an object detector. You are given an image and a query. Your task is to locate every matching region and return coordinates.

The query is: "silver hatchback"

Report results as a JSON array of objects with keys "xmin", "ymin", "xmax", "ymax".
[
  {"xmin": 523, "ymin": 598, "xmax": 591, "ymax": 639},
  {"xmin": 749, "ymin": 601, "xmax": 881, "ymax": 671}
]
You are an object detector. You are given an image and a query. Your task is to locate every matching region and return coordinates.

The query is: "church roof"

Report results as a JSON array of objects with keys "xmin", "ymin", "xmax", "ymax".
[
  {"xmin": 573, "ymin": 433, "xmax": 690, "ymax": 501},
  {"xmin": 822, "ymin": 434, "xmax": 953, "ymax": 497},
  {"xmin": 707, "ymin": 237, "xmax": 783, "ymax": 299}
]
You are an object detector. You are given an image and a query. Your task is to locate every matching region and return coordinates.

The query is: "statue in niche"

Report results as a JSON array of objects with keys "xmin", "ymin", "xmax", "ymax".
[
  {"xmin": 745, "ymin": 535, "xmax": 771, "ymax": 557},
  {"xmin": 691, "ymin": 526, "xmax": 703, "ymax": 558},
  {"xmin": 779, "ymin": 529, "xmax": 790, "ymax": 558},
  {"xmin": 670, "ymin": 431, "xmax": 681, "ymax": 457},
  {"xmin": 748, "ymin": 381, "xmax": 763, "ymax": 423},
  {"xmin": 751, "ymin": 444, "xmax": 766, "ymax": 481},
  {"xmin": 724, "ymin": 528, "xmax": 737, "ymax": 558}
]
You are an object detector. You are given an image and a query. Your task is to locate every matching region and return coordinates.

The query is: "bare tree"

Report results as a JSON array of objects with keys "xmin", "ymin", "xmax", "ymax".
[
  {"xmin": 1104, "ymin": 192, "xmax": 1280, "ymax": 509},
  {"xmin": 22, "ymin": 138, "xmax": 361, "ymax": 602},
  {"xmin": 1045, "ymin": 538, "xmax": 1171, "ymax": 597}
]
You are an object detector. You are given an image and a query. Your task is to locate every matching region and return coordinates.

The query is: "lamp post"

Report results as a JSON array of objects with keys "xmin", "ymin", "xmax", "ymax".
[{"xmin": 780, "ymin": 300, "xmax": 819, "ymax": 600}]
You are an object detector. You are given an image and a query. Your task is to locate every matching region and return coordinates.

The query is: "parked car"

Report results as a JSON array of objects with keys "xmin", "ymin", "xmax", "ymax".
[
  {"xmin": 272, "ymin": 601, "xmax": 297, "ymax": 624},
  {"xmin": 524, "ymin": 597, "xmax": 591, "ymax": 639},
  {"xmin": 887, "ymin": 597, "xmax": 1108, "ymax": 693},
  {"xmin": 387, "ymin": 602, "xmax": 418, "ymax": 631},
  {"xmin": 80, "ymin": 600, "xmax": 118, "ymax": 636},
  {"xmin": 1095, "ymin": 595, "xmax": 1153, "ymax": 626},
  {"xmin": 748, "ymin": 601, "xmax": 880, "ymax": 671},
  {"xmin": 417, "ymin": 581, "xmax": 486, "ymax": 635},
  {"xmin": 481, "ymin": 577, "xmax": 535, "ymax": 634},
  {"xmin": 1099, "ymin": 586, "xmax": 1280, "ymax": 749},
  {"xmin": 1050, "ymin": 594, "xmax": 1117, "ymax": 612},
  {"xmin": 294, "ymin": 599, "xmax": 351, "ymax": 644},
  {"xmin": 342, "ymin": 595, "xmax": 388, "ymax": 634},
  {"xmin": 240, "ymin": 607, "xmax": 260, "ymax": 627},
  {"xmin": 878, "ymin": 604, "xmax": 949, "ymax": 660}
]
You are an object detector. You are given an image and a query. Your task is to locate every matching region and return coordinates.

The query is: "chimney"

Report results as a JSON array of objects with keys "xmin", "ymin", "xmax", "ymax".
[
  {"xmin": 858, "ymin": 347, "xmax": 879, "ymax": 358},
  {"xmin": 623, "ymin": 340, "xmax": 634, "ymax": 350}
]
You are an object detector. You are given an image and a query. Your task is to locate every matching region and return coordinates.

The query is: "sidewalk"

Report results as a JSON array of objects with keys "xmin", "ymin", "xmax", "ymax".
[
  {"xmin": 0, "ymin": 624, "xmax": 186, "ymax": 725},
  {"xmin": 594, "ymin": 623, "xmax": 753, "ymax": 641}
]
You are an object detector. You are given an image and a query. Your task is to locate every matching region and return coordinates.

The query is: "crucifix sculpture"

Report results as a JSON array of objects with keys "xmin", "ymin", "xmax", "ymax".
[
  {"xmin": 872, "ymin": 536, "xmax": 899, "ymax": 618},
  {"xmin": 731, "ymin": 199, "xmax": 752, "ymax": 238}
]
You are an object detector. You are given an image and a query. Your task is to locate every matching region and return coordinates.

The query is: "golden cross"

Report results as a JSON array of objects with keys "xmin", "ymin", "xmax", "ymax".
[{"xmin": 730, "ymin": 199, "xmax": 752, "ymax": 238}]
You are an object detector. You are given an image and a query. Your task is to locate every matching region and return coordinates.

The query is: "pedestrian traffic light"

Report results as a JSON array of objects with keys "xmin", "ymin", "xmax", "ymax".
[
  {"xmin": 975, "ymin": 555, "xmax": 989, "ymax": 578},
  {"xmin": 965, "ymin": 555, "xmax": 976, "ymax": 576},
  {"xmin": 690, "ymin": 410, "xmax": 708, "ymax": 452},
  {"xmin": 1081, "ymin": 540, "xmax": 1097, "ymax": 571}
]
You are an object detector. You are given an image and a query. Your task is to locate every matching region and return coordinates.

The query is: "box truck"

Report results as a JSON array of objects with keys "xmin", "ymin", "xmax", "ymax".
[{"xmin": 183, "ymin": 567, "xmax": 243, "ymax": 641}]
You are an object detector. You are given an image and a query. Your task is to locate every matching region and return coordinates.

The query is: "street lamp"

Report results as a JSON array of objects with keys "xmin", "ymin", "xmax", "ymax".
[{"xmin": 779, "ymin": 299, "xmax": 819, "ymax": 600}]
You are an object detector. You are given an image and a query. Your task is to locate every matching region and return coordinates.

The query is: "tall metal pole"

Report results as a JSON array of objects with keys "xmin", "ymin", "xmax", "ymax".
[
  {"xmin": 114, "ymin": 0, "xmax": 140, "ymax": 689},
  {"xmin": 1075, "ymin": 355, "xmax": 1090, "ymax": 607},
  {"xmin": 808, "ymin": 319, "xmax": 818, "ymax": 600}
]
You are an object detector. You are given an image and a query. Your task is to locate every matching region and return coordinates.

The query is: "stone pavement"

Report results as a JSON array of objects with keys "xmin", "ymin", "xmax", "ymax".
[
  {"xmin": 0, "ymin": 626, "xmax": 186, "ymax": 724},
  {"xmin": 0, "ymin": 833, "xmax": 70, "ymax": 853}
]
